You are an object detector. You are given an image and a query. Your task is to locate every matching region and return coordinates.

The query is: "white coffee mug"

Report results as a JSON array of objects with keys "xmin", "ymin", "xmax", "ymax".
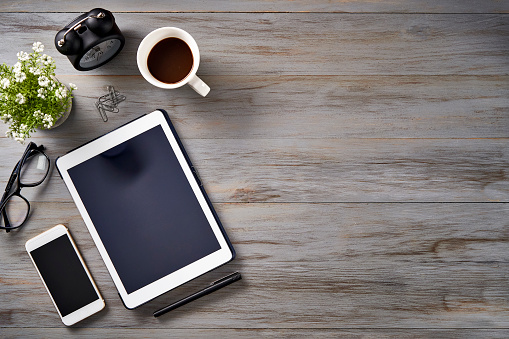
[{"xmin": 137, "ymin": 27, "xmax": 210, "ymax": 97}]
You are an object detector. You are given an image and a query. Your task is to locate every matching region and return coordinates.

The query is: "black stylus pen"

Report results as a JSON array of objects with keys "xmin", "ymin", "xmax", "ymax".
[{"xmin": 153, "ymin": 272, "xmax": 242, "ymax": 317}]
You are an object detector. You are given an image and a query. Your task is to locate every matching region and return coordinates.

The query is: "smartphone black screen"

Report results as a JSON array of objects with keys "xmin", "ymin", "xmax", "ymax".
[{"xmin": 30, "ymin": 234, "xmax": 99, "ymax": 316}]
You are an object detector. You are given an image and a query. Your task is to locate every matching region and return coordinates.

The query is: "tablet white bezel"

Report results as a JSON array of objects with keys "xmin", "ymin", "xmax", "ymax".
[
  {"xmin": 25, "ymin": 224, "xmax": 105, "ymax": 326},
  {"xmin": 57, "ymin": 110, "xmax": 233, "ymax": 309}
]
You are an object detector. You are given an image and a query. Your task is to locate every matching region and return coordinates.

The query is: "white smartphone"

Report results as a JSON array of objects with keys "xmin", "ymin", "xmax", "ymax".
[{"xmin": 25, "ymin": 224, "xmax": 105, "ymax": 326}]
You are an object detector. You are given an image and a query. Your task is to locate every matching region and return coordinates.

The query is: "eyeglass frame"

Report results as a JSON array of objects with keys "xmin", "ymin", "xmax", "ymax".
[{"xmin": 0, "ymin": 142, "xmax": 50, "ymax": 233}]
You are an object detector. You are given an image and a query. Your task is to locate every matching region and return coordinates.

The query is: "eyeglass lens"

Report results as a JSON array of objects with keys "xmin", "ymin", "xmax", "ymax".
[
  {"xmin": 20, "ymin": 151, "xmax": 49, "ymax": 185},
  {"xmin": 1, "ymin": 195, "xmax": 29, "ymax": 228}
]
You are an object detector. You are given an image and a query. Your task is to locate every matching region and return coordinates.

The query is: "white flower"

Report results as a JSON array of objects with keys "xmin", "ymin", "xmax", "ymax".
[
  {"xmin": 0, "ymin": 78, "xmax": 10, "ymax": 89},
  {"xmin": 32, "ymin": 42, "xmax": 44, "ymax": 53},
  {"xmin": 16, "ymin": 51, "xmax": 29, "ymax": 61},
  {"xmin": 10, "ymin": 130, "xmax": 25, "ymax": 144},
  {"xmin": 69, "ymin": 83, "xmax": 78, "ymax": 90},
  {"xmin": 55, "ymin": 86, "xmax": 67, "ymax": 100},
  {"xmin": 33, "ymin": 110, "xmax": 43, "ymax": 119},
  {"xmin": 38, "ymin": 76, "xmax": 50, "ymax": 87},
  {"xmin": 1, "ymin": 113, "xmax": 12, "ymax": 123},
  {"xmin": 5, "ymin": 130, "xmax": 12, "ymax": 138},
  {"xmin": 15, "ymin": 93, "xmax": 26, "ymax": 104},
  {"xmin": 17, "ymin": 124, "xmax": 30, "ymax": 142},
  {"xmin": 43, "ymin": 114, "xmax": 54, "ymax": 128},
  {"xmin": 28, "ymin": 67, "xmax": 42, "ymax": 75},
  {"xmin": 14, "ymin": 72, "xmax": 26, "ymax": 83},
  {"xmin": 39, "ymin": 54, "xmax": 53, "ymax": 66},
  {"xmin": 37, "ymin": 88, "xmax": 46, "ymax": 99},
  {"xmin": 13, "ymin": 62, "xmax": 22, "ymax": 73}
]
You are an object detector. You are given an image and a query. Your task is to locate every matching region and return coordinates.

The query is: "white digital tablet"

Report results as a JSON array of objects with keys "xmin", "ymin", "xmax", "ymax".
[{"xmin": 56, "ymin": 110, "xmax": 235, "ymax": 309}]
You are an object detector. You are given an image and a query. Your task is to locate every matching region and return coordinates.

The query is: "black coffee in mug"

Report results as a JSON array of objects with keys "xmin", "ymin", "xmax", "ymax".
[
  {"xmin": 147, "ymin": 37, "xmax": 194, "ymax": 84},
  {"xmin": 137, "ymin": 27, "xmax": 210, "ymax": 96}
]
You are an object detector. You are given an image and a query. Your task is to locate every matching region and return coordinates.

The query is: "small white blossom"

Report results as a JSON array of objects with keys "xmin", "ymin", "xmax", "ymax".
[
  {"xmin": 16, "ymin": 51, "xmax": 29, "ymax": 61},
  {"xmin": 32, "ymin": 42, "xmax": 44, "ymax": 53},
  {"xmin": 39, "ymin": 54, "xmax": 53, "ymax": 66},
  {"xmin": 33, "ymin": 110, "xmax": 43, "ymax": 119},
  {"xmin": 28, "ymin": 66, "xmax": 42, "ymax": 75},
  {"xmin": 5, "ymin": 130, "xmax": 12, "ymax": 138},
  {"xmin": 38, "ymin": 76, "xmax": 50, "ymax": 87},
  {"xmin": 15, "ymin": 93, "xmax": 26, "ymax": 104},
  {"xmin": 14, "ymin": 72, "xmax": 26, "ymax": 83},
  {"xmin": 42, "ymin": 114, "xmax": 54, "ymax": 128},
  {"xmin": 19, "ymin": 124, "xmax": 29, "ymax": 137},
  {"xmin": 13, "ymin": 62, "xmax": 22, "ymax": 73},
  {"xmin": 10, "ymin": 130, "xmax": 25, "ymax": 144},
  {"xmin": 69, "ymin": 83, "xmax": 78, "ymax": 90},
  {"xmin": 37, "ymin": 88, "xmax": 46, "ymax": 99},
  {"xmin": 1, "ymin": 113, "xmax": 12, "ymax": 123},
  {"xmin": 55, "ymin": 86, "xmax": 67, "ymax": 100},
  {"xmin": 0, "ymin": 78, "xmax": 10, "ymax": 89}
]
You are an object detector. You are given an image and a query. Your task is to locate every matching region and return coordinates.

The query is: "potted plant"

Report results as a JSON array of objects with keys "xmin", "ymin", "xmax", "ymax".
[{"xmin": 0, "ymin": 42, "xmax": 77, "ymax": 143}]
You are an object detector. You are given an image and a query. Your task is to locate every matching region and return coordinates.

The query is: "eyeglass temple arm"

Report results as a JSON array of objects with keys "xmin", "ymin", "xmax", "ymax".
[
  {"xmin": 1, "ymin": 209, "xmax": 11, "ymax": 233},
  {"xmin": 0, "ymin": 158, "xmax": 22, "ymax": 233},
  {"xmin": 3, "ymin": 160, "xmax": 21, "ymax": 195},
  {"xmin": 0, "ymin": 173, "xmax": 15, "ymax": 233}
]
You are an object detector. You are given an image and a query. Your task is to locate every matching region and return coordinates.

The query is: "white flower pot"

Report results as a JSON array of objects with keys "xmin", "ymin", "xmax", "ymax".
[{"xmin": 49, "ymin": 95, "xmax": 72, "ymax": 129}]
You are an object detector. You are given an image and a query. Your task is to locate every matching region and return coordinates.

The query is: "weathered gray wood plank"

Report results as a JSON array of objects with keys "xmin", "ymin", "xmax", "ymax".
[
  {"xmin": 0, "ymin": 14, "xmax": 507, "ymax": 76},
  {"xmin": 0, "ymin": 138, "xmax": 507, "ymax": 203},
  {"xmin": 0, "ymin": 2, "xmax": 508, "ymax": 336},
  {"xmin": 2, "ymin": 328, "xmax": 509, "ymax": 338},
  {"xmin": 1, "ymin": 0, "xmax": 508, "ymax": 14},
  {"xmin": 0, "ymin": 202, "xmax": 507, "ymax": 328},
  {"xmin": 1, "ymin": 75, "xmax": 508, "ymax": 140}
]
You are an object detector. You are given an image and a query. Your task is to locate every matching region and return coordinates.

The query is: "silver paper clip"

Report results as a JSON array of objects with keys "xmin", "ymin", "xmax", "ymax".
[{"xmin": 95, "ymin": 85, "xmax": 126, "ymax": 122}]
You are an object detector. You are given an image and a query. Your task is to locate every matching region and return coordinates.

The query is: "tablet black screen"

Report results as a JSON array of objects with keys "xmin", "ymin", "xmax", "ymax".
[{"xmin": 68, "ymin": 125, "xmax": 221, "ymax": 294}]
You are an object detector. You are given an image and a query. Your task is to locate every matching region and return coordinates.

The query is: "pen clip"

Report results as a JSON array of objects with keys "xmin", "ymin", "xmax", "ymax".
[{"xmin": 210, "ymin": 272, "xmax": 239, "ymax": 286}]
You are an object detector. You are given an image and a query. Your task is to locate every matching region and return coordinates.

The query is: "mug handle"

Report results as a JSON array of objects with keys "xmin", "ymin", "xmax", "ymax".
[{"xmin": 188, "ymin": 75, "xmax": 210, "ymax": 97}]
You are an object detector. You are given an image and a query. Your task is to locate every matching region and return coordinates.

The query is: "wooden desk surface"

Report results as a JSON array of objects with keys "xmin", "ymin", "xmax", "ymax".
[{"xmin": 0, "ymin": 1, "xmax": 508, "ymax": 337}]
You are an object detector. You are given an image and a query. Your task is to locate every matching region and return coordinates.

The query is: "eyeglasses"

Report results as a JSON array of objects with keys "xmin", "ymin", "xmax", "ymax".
[{"xmin": 0, "ymin": 142, "xmax": 50, "ymax": 233}]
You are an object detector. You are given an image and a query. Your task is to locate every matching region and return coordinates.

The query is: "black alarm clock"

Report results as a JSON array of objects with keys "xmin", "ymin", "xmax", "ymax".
[{"xmin": 55, "ymin": 8, "xmax": 125, "ymax": 71}]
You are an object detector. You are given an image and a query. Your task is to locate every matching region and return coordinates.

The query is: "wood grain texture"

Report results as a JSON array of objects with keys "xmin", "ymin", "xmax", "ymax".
[
  {"xmin": 1, "ymin": 0, "xmax": 509, "ymax": 14},
  {"xmin": 0, "ymin": 138, "xmax": 507, "ymax": 203},
  {"xmin": 1, "ymin": 75, "xmax": 507, "ymax": 140},
  {"xmin": 0, "ymin": 14, "xmax": 508, "ymax": 76},
  {"xmin": 2, "ymin": 328, "xmax": 509, "ymax": 338},
  {"xmin": 0, "ymin": 0, "xmax": 508, "ymax": 336},
  {"xmin": 0, "ymin": 203, "xmax": 507, "ymax": 328}
]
